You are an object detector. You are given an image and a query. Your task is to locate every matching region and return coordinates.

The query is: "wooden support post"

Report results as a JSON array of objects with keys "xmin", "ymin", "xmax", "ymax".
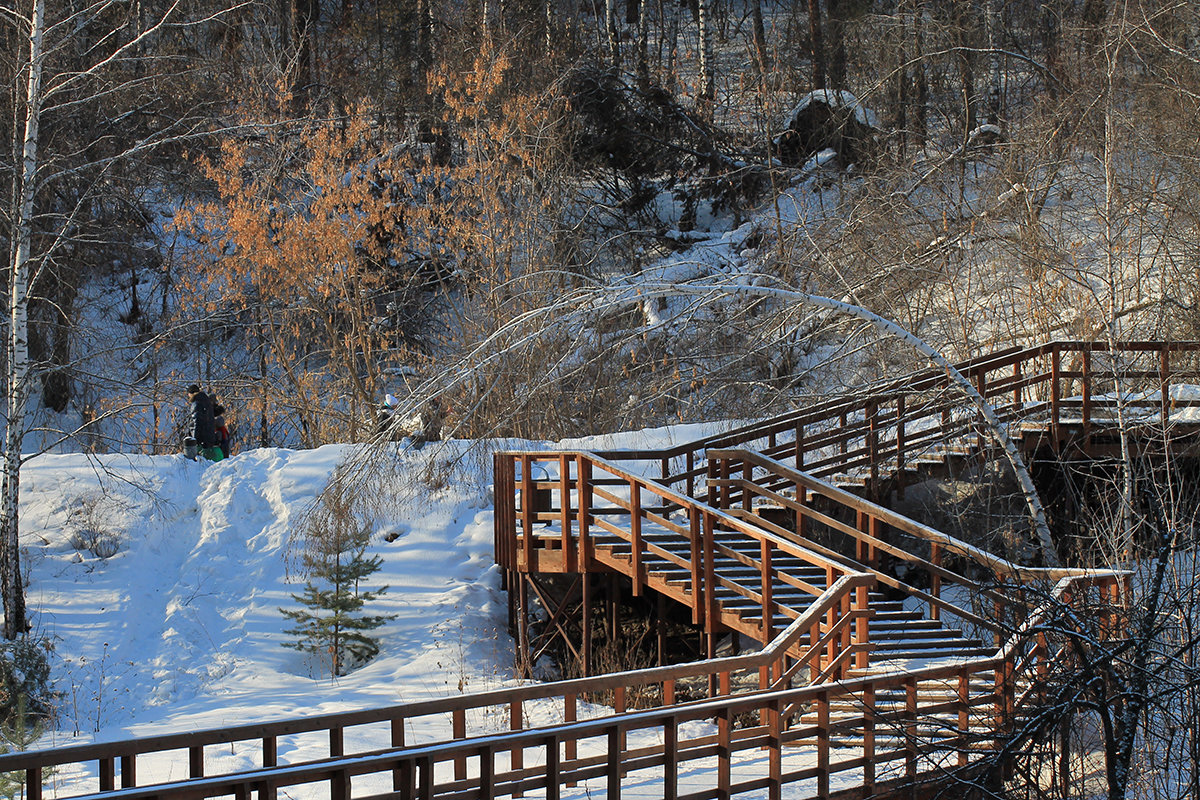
[
  {"xmin": 854, "ymin": 580, "xmax": 869, "ymax": 670},
  {"xmin": 1051, "ymin": 347, "xmax": 1062, "ymax": 451},
  {"xmin": 1161, "ymin": 346, "xmax": 1171, "ymax": 427},
  {"xmin": 518, "ymin": 576, "xmax": 531, "ymax": 678},
  {"xmin": 510, "ymin": 700, "xmax": 524, "ymax": 798},
  {"xmin": 862, "ymin": 683, "xmax": 875, "ymax": 792},
  {"xmin": 120, "ymin": 755, "xmax": 136, "ymax": 789},
  {"xmin": 453, "ymin": 709, "xmax": 467, "ymax": 780},
  {"xmin": 703, "ymin": 512, "xmax": 717, "ymax": 634},
  {"xmin": 768, "ymin": 697, "xmax": 782, "ymax": 800},
  {"xmin": 689, "ymin": 509, "xmax": 703, "ymax": 626},
  {"xmin": 189, "ymin": 745, "xmax": 203, "ymax": 778},
  {"xmin": 391, "ymin": 717, "xmax": 405, "ymax": 791},
  {"xmin": 929, "ymin": 543, "xmax": 942, "ymax": 621},
  {"xmin": 656, "ymin": 592, "xmax": 666, "ymax": 667},
  {"xmin": 905, "ymin": 677, "xmax": 918, "ymax": 780},
  {"xmin": 579, "ymin": 457, "xmax": 593, "ymax": 566},
  {"xmin": 607, "ymin": 727, "xmax": 622, "ymax": 799},
  {"xmin": 816, "ymin": 689, "xmax": 830, "ymax": 800},
  {"xmin": 958, "ymin": 670, "xmax": 970, "ymax": 767},
  {"xmin": 565, "ymin": 693, "xmax": 577, "ymax": 787},
  {"xmin": 1084, "ymin": 347, "xmax": 1094, "ymax": 443},
  {"xmin": 581, "ymin": 571, "xmax": 592, "ymax": 677},
  {"xmin": 718, "ymin": 705, "xmax": 732, "ymax": 800},
  {"xmin": 630, "ymin": 482, "xmax": 643, "ymax": 596},
  {"xmin": 561, "ymin": 454, "xmax": 574, "ymax": 572},
  {"xmin": 761, "ymin": 539, "xmax": 774, "ymax": 644},
  {"xmin": 608, "ymin": 575, "xmax": 620, "ymax": 642},
  {"xmin": 544, "ymin": 736, "xmax": 560, "ymax": 800},
  {"xmin": 664, "ymin": 717, "xmax": 679, "ymax": 800}
]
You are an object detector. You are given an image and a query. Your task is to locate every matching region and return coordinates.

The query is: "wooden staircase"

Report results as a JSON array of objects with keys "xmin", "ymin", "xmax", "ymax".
[{"xmin": 3, "ymin": 341, "xmax": 1192, "ymax": 800}]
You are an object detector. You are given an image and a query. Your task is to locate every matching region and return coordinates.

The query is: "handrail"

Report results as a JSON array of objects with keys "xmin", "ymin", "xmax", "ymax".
[
  {"xmin": 716, "ymin": 449, "xmax": 1104, "ymax": 584},
  {"xmin": 589, "ymin": 340, "xmax": 1200, "ymax": 494},
  {"xmin": 55, "ymin": 567, "xmax": 1130, "ymax": 800},
  {"xmin": 0, "ymin": 576, "xmax": 873, "ymax": 796}
]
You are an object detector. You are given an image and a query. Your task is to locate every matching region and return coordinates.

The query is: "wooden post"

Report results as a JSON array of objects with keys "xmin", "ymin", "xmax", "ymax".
[
  {"xmin": 630, "ymin": 481, "xmax": 643, "ymax": 597},
  {"xmin": 816, "ymin": 688, "xmax": 830, "ymax": 799},
  {"xmin": 664, "ymin": 716, "xmax": 679, "ymax": 800},
  {"xmin": 853, "ymin": 580, "xmax": 870, "ymax": 671},
  {"xmin": 544, "ymin": 735, "xmax": 560, "ymax": 800},
  {"xmin": 453, "ymin": 709, "xmax": 467, "ymax": 780},
  {"xmin": 690, "ymin": 508, "xmax": 703, "ymax": 626},
  {"xmin": 579, "ymin": 457, "xmax": 593, "ymax": 566},
  {"xmin": 391, "ymin": 717, "xmax": 405, "ymax": 791},
  {"xmin": 929, "ymin": 543, "xmax": 942, "ymax": 621},
  {"xmin": 1051, "ymin": 347, "xmax": 1062, "ymax": 450},
  {"xmin": 511, "ymin": 700, "xmax": 524, "ymax": 798},
  {"xmin": 606, "ymin": 726, "xmax": 621, "ymax": 798},
  {"xmin": 866, "ymin": 401, "xmax": 879, "ymax": 498},
  {"xmin": 958, "ymin": 669, "xmax": 970, "ymax": 767},
  {"xmin": 561, "ymin": 454, "xmax": 574, "ymax": 572},
  {"xmin": 703, "ymin": 511, "xmax": 717, "ymax": 635},
  {"xmin": 581, "ymin": 571, "xmax": 592, "ymax": 677},
  {"xmin": 520, "ymin": 455, "xmax": 534, "ymax": 568},
  {"xmin": 905, "ymin": 677, "xmax": 918, "ymax": 780},
  {"xmin": 565, "ymin": 693, "xmax": 577, "ymax": 788},
  {"xmin": 862, "ymin": 683, "xmax": 875, "ymax": 792},
  {"xmin": 518, "ymin": 577, "xmax": 531, "ymax": 678},
  {"xmin": 768, "ymin": 697, "xmax": 782, "ymax": 800},
  {"xmin": 1161, "ymin": 346, "xmax": 1171, "ymax": 427},
  {"xmin": 761, "ymin": 539, "xmax": 774, "ymax": 643},
  {"xmin": 1082, "ymin": 349, "xmax": 1092, "ymax": 445}
]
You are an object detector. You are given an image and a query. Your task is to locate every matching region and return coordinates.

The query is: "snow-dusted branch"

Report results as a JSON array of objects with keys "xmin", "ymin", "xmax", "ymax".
[{"xmin": 393, "ymin": 273, "xmax": 1058, "ymax": 565}]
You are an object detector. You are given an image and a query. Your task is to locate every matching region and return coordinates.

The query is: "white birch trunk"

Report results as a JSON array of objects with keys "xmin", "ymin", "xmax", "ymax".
[
  {"xmin": 605, "ymin": 0, "xmax": 620, "ymax": 66},
  {"xmin": 2, "ymin": 0, "xmax": 44, "ymax": 639},
  {"xmin": 697, "ymin": 0, "xmax": 714, "ymax": 111}
]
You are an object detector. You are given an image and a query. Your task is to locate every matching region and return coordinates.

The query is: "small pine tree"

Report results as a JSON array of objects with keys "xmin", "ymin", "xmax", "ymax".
[{"xmin": 281, "ymin": 486, "xmax": 395, "ymax": 677}]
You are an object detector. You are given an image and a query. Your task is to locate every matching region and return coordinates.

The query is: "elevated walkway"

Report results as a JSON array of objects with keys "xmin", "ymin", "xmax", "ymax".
[{"xmin": 3, "ymin": 341, "xmax": 1196, "ymax": 800}]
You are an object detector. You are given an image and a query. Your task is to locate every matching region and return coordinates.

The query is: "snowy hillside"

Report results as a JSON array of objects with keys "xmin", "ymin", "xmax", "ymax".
[{"xmin": 24, "ymin": 443, "xmax": 510, "ymax": 753}]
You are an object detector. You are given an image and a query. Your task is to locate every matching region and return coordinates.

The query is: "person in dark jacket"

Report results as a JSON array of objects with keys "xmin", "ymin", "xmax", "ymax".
[{"xmin": 186, "ymin": 385, "xmax": 222, "ymax": 462}]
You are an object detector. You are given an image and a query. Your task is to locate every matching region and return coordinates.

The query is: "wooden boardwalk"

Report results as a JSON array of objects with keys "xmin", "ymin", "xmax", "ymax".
[{"xmin": 4, "ymin": 341, "xmax": 1198, "ymax": 800}]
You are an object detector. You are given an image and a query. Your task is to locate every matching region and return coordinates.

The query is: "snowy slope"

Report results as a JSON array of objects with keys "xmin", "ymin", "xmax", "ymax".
[{"xmin": 24, "ymin": 443, "xmax": 511, "ymax": 752}]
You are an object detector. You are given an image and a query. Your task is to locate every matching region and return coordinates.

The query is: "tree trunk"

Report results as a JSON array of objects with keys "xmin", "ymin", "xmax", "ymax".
[
  {"xmin": 807, "ymin": 0, "xmax": 825, "ymax": 89},
  {"xmin": 984, "ymin": 0, "xmax": 1002, "ymax": 124},
  {"xmin": 698, "ymin": 0, "xmax": 714, "ymax": 113},
  {"xmin": 2, "ymin": 0, "xmax": 44, "ymax": 640},
  {"xmin": 293, "ymin": 0, "xmax": 319, "ymax": 109},
  {"xmin": 826, "ymin": 0, "xmax": 846, "ymax": 90},
  {"xmin": 606, "ymin": 0, "xmax": 620, "ymax": 66},
  {"xmin": 635, "ymin": 0, "xmax": 649, "ymax": 89},
  {"xmin": 750, "ymin": 0, "xmax": 768, "ymax": 77}
]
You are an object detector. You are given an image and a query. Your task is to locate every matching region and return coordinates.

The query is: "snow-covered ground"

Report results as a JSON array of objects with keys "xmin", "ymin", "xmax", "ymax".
[{"xmin": 22, "ymin": 424, "xmax": 933, "ymax": 799}]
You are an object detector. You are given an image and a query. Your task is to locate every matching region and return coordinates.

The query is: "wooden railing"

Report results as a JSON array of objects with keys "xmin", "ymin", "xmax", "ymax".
[
  {"xmin": 9, "ymin": 341, "xmax": 1155, "ymax": 800},
  {"xmin": 705, "ymin": 449, "xmax": 1128, "ymax": 639},
  {"xmin": 0, "ymin": 576, "xmax": 872, "ymax": 800},
  {"xmin": 36, "ymin": 572, "xmax": 1125, "ymax": 800},
  {"xmin": 494, "ymin": 450, "xmax": 872, "ymax": 663},
  {"xmin": 591, "ymin": 341, "xmax": 1200, "ymax": 496}
]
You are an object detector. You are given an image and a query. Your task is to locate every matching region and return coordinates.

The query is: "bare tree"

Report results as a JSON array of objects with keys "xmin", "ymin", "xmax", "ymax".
[{"xmin": 1, "ymin": 0, "xmax": 245, "ymax": 638}]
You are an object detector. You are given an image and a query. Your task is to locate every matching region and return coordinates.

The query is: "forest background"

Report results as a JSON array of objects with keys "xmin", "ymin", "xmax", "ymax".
[{"xmin": 4, "ymin": 0, "xmax": 1198, "ymax": 457}]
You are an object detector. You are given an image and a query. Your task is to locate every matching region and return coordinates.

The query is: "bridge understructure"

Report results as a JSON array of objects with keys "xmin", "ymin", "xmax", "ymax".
[{"xmin": 4, "ymin": 341, "xmax": 1200, "ymax": 800}]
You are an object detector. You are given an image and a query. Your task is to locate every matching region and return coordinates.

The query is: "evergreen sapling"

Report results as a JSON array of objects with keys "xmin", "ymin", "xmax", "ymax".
[{"xmin": 281, "ymin": 489, "xmax": 395, "ymax": 677}]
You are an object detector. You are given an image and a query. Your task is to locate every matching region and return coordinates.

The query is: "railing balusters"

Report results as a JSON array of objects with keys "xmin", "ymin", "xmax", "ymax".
[
  {"xmin": 511, "ymin": 700, "xmax": 523, "ymax": 798},
  {"xmin": 119, "ymin": 755, "xmax": 135, "ymax": 789}
]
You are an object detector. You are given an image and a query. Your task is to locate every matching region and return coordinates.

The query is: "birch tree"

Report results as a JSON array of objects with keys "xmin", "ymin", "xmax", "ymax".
[{"xmin": 1, "ymin": 0, "xmax": 244, "ymax": 638}]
